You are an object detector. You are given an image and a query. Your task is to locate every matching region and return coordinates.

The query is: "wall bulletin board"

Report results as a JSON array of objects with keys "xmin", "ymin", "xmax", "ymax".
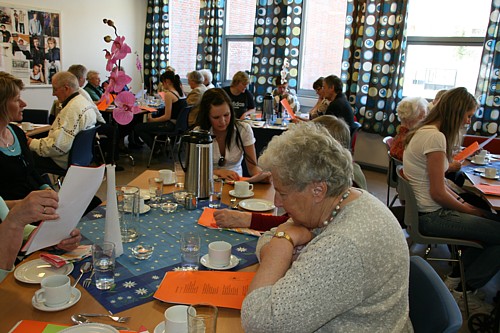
[{"xmin": 0, "ymin": 3, "xmax": 61, "ymax": 86}]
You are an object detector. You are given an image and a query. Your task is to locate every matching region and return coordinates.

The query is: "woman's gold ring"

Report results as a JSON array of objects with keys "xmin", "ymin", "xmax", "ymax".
[{"xmin": 42, "ymin": 206, "xmax": 46, "ymax": 214}]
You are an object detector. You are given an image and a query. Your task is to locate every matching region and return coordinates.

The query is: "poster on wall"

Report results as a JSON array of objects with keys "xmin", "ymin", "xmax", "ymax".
[{"xmin": 0, "ymin": 3, "xmax": 60, "ymax": 86}]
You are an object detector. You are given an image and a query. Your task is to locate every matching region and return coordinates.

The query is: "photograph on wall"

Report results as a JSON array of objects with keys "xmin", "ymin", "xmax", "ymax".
[{"xmin": 0, "ymin": 3, "xmax": 61, "ymax": 86}]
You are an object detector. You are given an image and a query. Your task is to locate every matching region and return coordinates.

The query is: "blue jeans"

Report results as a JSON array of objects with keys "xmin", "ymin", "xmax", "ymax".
[{"xmin": 419, "ymin": 209, "xmax": 500, "ymax": 289}]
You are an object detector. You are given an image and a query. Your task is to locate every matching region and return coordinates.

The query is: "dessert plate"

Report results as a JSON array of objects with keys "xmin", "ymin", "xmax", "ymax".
[
  {"xmin": 200, "ymin": 254, "xmax": 239, "ymax": 270},
  {"xmin": 59, "ymin": 323, "xmax": 118, "ymax": 332},
  {"xmin": 229, "ymin": 190, "xmax": 254, "ymax": 198},
  {"xmin": 14, "ymin": 259, "xmax": 73, "ymax": 284},
  {"xmin": 239, "ymin": 199, "xmax": 275, "ymax": 212},
  {"xmin": 32, "ymin": 287, "xmax": 81, "ymax": 312}
]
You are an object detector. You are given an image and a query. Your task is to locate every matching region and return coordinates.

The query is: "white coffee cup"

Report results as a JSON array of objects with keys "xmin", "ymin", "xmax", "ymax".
[
  {"xmin": 159, "ymin": 169, "xmax": 176, "ymax": 184},
  {"xmin": 474, "ymin": 155, "xmax": 487, "ymax": 164},
  {"xmin": 478, "ymin": 149, "xmax": 488, "ymax": 157},
  {"xmin": 485, "ymin": 167, "xmax": 497, "ymax": 178},
  {"xmin": 139, "ymin": 197, "xmax": 145, "ymax": 212},
  {"xmin": 164, "ymin": 305, "xmax": 188, "ymax": 333},
  {"xmin": 208, "ymin": 241, "xmax": 232, "ymax": 267},
  {"xmin": 234, "ymin": 181, "xmax": 253, "ymax": 196},
  {"xmin": 21, "ymin": 122, "xmax": 33, "ymax": 131},
  {"xmin": 34, "ymin": 275, "xmax": 71, "ymax": 307}
]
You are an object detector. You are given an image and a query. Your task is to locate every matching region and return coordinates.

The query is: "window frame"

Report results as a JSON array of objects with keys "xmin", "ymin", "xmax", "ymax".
[{"xmin": 221, "ymin": 34, "xmax": 254, "ymax": 87}]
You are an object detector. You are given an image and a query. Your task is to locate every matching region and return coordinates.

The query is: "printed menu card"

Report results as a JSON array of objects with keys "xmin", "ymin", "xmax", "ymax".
[{"xmin": 154, "ymin": 271, "xmax": 256, "ymax": 309}]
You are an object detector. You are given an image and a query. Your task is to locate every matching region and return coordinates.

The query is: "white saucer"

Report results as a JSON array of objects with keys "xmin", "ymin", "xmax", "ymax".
[
  {"xmin": 474, "ymin": 167, "xmax": 486, "ymax": 173},
  {"xmin": 229, "ymin": 190, "xmax": 254, "ymax": 198},
  {"xmin": 200, "ymin": 254, "xmax": 239, "ymax": 270},
  {"xmin": 480, "ymin": 173, "xmax": 499, "ymax": 180},
  {"xmin": 32, "ymin": 287, "xmax": 81, "ymax": 312},
  {"xmin": 471, "ymin": 158, "xmax": 489, "ymax": 165},
  {"xmin": 14, "ymin": 259, "xmax": 74, "ymax": 284},
  {"xmin": 154, "ymin": 321, "xmax": 165, "ymax": 333},
  {"xmin": 140, "ymin": 204, "xmax": 151, "ymax": 214},
  {"xmin": 239, "ymin": 199, "xmax": 275, "ymax": 212},
  {"xmin": 163, "ymin": 180, "xmax": 176, "ymax": 185}
]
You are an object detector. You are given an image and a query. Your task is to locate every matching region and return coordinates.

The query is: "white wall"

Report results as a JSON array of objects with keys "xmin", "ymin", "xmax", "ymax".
[{"xmin": 15, "ymin": 0, "xmax": 147, "ymax": 109}]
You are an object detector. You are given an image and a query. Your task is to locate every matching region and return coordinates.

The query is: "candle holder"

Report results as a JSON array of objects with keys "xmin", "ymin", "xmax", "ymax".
[{"xmin": 131, "ymin": 243, "xmax": 154, "ymax": 260}]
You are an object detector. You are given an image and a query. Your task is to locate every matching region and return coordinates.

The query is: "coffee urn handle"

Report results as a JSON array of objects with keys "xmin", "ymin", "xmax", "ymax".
[{"xmin": 178, "ymin": 135, "xmax": 188, "ymax": 172}]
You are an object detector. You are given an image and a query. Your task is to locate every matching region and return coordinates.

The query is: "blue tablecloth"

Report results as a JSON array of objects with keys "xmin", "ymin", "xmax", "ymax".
[{"xmin": 72, "ymin": 196, "xmax": 259, "ymax": 313}]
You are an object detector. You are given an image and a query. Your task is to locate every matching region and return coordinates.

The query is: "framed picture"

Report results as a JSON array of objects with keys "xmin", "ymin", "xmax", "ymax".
[{"xmin": 0, "ymin": 3, "xmax": 61, "ymax": 86}]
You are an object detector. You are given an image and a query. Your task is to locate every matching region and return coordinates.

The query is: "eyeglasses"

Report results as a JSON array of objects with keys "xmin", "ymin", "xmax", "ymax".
[{"xmin": 218, "ymin": 156, "xmax": 226, "ymax": 167}]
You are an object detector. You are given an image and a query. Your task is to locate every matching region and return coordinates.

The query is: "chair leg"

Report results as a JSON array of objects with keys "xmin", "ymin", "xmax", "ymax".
[
  {"xmin": 147, "ymin": 136, "xmax": 158, "ymax": 168},
  {"xmin": 386, "ymin": 185, "xmax": 391, "ymax": 206},
  {"xmin": 455, "ymin": 246, "xmax": 470, "ymax": 319},
  {"xmin": 389, "ymin": 194, "xmax": 399, "ymax": 208}
]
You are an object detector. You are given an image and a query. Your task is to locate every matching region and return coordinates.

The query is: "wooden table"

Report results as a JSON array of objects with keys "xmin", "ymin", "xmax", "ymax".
[
  {"xmin": 25, "ymin": 124, "xmax": 51, "ymax": 138},
  {"xmin": 0, "ymin": 170, "xmax": 274, "ymax": 333},
  {"xmin": 464, "ymin": 167, "xmax": 500, "ymax": 210}
]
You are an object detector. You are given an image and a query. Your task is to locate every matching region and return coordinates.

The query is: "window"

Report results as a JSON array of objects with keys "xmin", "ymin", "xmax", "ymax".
[
  {"xmin": 169, "ymin": 0, "xmax": 200, "ymax": 79},
  {"xmin": 298, "ymin": 0, "xmax": 347, "ymax": 94},
  {"xmin": 403, "ymin": 0, "xmax": 490, "ymax": 99},
  {"xmin": 223, "ymin": 0, "xmax": 256, "ymax": 83}
]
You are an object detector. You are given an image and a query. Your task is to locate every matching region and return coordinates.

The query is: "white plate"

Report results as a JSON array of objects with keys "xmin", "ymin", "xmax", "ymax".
[
  {"xmin": 163, "ymin": 179, "xmax": 176, "ymax": 185},
  {"xmin": 140, "ymin": 189, "xmax": 151, "ymax": 200},
  {"xmin": 480, "ymin": 173, "xmax": 499, "ymax": 180},
  {"xmin": 32, "ymin": 287, "xmax": 81, "ymax": 312},
  {"xmin": 474, "ymin": 167, "xmax": 486, "ymax": 173},
  {"xmin": 229, "ymin": 190, "xmax": 254, "ymax": 198},
  {"xmin": 59, "ymin": 323, "xmax": 118, "ymax": 333},
  {"xmin": 471, "ymin": 158, "xmax": 489, "ymax": 165},
  {"xmin": 200, "ymin": 254, "xmax": 239, "ymax": 270},
  {"xmin": 154, "ymin": 322, "xmax": 165, "ymax": 333},
  {"xmin": 14, "ymin": 259, "xmax": 74, "ymax": 284},
  {"xmin": 239, "ymin": 199, "xmax": 275, "ymax": 212}
]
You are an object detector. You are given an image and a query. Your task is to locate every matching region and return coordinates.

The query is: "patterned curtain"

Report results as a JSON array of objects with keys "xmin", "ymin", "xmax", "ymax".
[
  {"xmin": 341, "ymin": 0, "xmax": 409, "ymax": 136},
  {"xmin": 143, "ymin": 0, "xmax": 170, "ymax": 93},
  {"xmin": 251, "ymin": 0, "xmax": 304, "ymax": 106},
  {"xmin": 196, "ymin": 0, "xmax": 225, "ymax": 86},
  {"xmin": 473, "ymin": 1, "xmax": 500, "ymax": 136}
]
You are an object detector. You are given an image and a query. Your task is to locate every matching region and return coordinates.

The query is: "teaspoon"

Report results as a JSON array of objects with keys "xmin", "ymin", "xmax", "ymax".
[{"xmin": 72, "ymin": 262, "xmax": 92, "ymax": 288}]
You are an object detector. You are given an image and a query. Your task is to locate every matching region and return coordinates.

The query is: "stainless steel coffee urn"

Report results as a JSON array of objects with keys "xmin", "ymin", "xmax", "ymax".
[{"xmin": 178, "ymin": 130, "xmax": 213, "ymax": 199}]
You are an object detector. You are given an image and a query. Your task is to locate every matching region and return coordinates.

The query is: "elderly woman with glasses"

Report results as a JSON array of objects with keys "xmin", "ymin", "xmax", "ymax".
[
  {"xmin": 241, "ymin": 122, "xmax": 411, "ymax": 332},
  {"xmin": 195, "ymin": 88, "xmax": 265, "ymax": 181}
]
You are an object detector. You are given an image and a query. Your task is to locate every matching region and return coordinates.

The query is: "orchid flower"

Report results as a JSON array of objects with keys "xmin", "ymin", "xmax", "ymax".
[
  {"xmin": 104, "ymin": 49, "xmax": 116, "ymax": 72},
  {"xmin": 111, "ymin": 36, "xmax": 131, "ymax": 61},
  {"xmin": 109, "ymin": 70, "xmax": 132, "ymax": 93},
  {"xmin": 113, "ymin": 91, "xmax": 140, "ymax": 125},
  {"xmin": 136, "ymin": 53, "xmax": 143, "ymax": 72}
]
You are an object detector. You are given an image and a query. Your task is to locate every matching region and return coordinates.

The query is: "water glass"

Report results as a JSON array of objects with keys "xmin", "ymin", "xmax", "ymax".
[
  {"xmin": 149, "ymin": 177, "xmax": 163, "ymax": 208},
  {"xmin": 187, "ymin": 303, "xmax": 218, "ymax": 333},
  {"xmin": 208, "ymin": 179, "xmax": 223, "ymax": 208},
  {"xmin": 180, "ymin": 231, "xmax": 201, "ymax": 271},
  {"xmin": 92, "ymin": 242, "xmax": 115, "ymax": 290},
  {"xmin": 116, "ymin": 186, "xmax": 139, "ymax": 243}
]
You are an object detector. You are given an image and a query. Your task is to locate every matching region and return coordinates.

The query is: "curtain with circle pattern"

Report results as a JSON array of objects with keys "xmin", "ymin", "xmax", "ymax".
[
  {"xmin": 196, "ymin": 0, "xmax": 225, "ymax": 86},
  {"xmin": 143, "ymin": 0, "xmax": 170, "ymax": 93},
  {"xmin": 251, "ymin": 0, "xmax": 303, "ymax": 106},
  {"xmin": 473, "ymin": 2, "xmax": 500, "ymax": 136},
  {"xmin": 341, "ymin": 0, "xmax": 408, "ymax": 136}
]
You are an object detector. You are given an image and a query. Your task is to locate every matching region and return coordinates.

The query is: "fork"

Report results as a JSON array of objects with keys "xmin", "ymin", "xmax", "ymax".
[
  {"xmin": 79, "ymin": 313, "xmax": 130, "ymax": 323},
  {"xmin": 82, "ymin": 269, "xmax": 95, "ymax": 288}
]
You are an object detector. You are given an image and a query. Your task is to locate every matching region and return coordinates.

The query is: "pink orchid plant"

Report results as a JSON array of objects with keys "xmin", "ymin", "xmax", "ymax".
[{"xmin": 99, "ymin": 18, "xmax": 141, "ymax": 124}]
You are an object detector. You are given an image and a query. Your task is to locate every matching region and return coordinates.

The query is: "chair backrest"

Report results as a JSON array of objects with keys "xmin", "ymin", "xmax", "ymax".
[
  {"xmin": 173, "ymin": 106, "xmax": 192, "ymax": 134},
  {"xmin": 68, "ymin": 126, "xmax": 99, "ymax": 166},
  {"xmin": 383, "ymin": 135, "xmax": 393, "ymax": 150},
  {"xmin": 350, "ymin": 121, "xmax": 362, "ymax": 151},
  {"xmin": 387, "ymin": 152, "xmax": 402, "ymax": 189},
  {"xmin": 409, "ymin": 256, "xmax": 462, "ymax": 333},
  {"xmin": 22, "ymin": 109, "xmax": 49, "ymax": 124}
]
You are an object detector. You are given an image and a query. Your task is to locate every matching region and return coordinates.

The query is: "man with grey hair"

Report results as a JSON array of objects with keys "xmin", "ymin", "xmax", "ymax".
[
  {"xmin": 186, "ymin": 70, "xmax": 207, "ymax": 127},
  {"xmin": 28, "ymin": 71, "xmax": 97, "ymax": 174}
]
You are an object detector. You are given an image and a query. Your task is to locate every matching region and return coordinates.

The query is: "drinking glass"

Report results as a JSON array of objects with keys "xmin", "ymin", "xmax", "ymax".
[
  {"xmin": 116, "ymin": 185, "xmax": 139, "ymax": 242},
  {"xmin": 187, "ymin": 303, "xmax": 218, "ymax": 333},
  {"xmin": 92, "ymin": 242, "xmax": 115, "ymax": 290},
  {"xmin": 180, "ymin": 231, "xmax": 201, "ymax": 271},
  {"xmin": 208, "ymin": 179, "xmax": 223, "ymax": 208},
  {"xmin": 149, "ymin": 177, "xmax": 164, "ymax": 208}
]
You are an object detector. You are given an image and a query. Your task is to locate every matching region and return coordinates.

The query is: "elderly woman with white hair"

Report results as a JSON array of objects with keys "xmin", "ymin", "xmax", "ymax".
[
  {"xmin": 241, "ymin": 122, "xmax": 411, "ymax": 332},
  {"xmin": 199, "ymin": 69, "xmax": 215, "ymax": 89},
  {"xmin": 390, "ymin": 96, "xmax": 428, "ymax": 161}
]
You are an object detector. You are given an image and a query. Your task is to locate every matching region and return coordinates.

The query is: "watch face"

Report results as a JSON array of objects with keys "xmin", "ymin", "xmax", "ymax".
[{"xmin": 276, "ymin": 231, "xmax": 284, "ymax": 237}]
